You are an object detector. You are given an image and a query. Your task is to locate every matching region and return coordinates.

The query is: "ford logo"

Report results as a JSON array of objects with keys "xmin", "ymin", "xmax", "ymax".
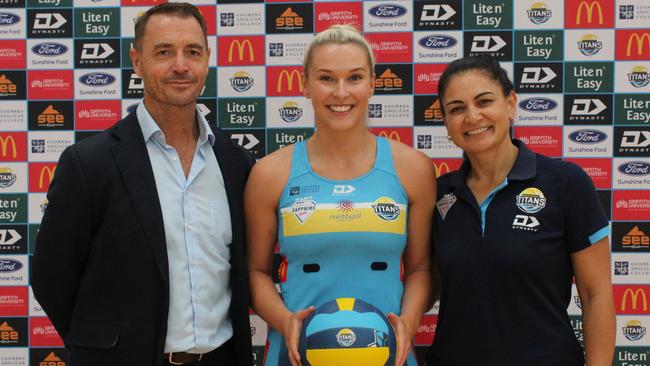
[
  {"xmin": 519, "ymin": 97, "xmax": 557, "ymax": 113},
  {"xmin": 418, "ymin": 35, "xmax": 457, "ymax": 50},
  {"xmin": 568, "ymin": 129, "xmax": 607, "ymax": 144},
  {"xmin": 618, "ymin": 161, "xmax": 650, "ymax": 176},
  {"xmin": 0, "ymin": 12, "xmax": 20, "ymax": 26},
  {"xmin": 79, "ymin": 72, "xmax": 115, "ymax": 87},
  {"xmin": 368, "ymin": 4, "xmax": 407, "ymax": 18},
  {"xmin": 0, "ymin": 259, "xmax": 22, "ymax": 272},
  {"xmin": 32, "ymin": 42, "xmax": 68, "ymax": 57}
]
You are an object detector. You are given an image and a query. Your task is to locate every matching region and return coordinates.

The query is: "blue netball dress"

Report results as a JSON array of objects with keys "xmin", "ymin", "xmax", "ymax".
[{"xmin": 264, "ymin": 136, "xmax": 416, "ymax": 366}]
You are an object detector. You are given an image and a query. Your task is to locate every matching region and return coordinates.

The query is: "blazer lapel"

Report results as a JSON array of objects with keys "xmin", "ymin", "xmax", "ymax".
[{"xmin": 111, "ymin": 113, "xmax": 169, "ymax": 282}]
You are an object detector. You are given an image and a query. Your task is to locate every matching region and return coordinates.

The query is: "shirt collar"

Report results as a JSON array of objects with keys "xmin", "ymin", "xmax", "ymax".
[
  {"xmin": 136, "ymin": 100, "xmax": 215, "ymax": 146},
  {"xmin": 448, "ymin": 139, "xmax": 537, "ymax": 189}
]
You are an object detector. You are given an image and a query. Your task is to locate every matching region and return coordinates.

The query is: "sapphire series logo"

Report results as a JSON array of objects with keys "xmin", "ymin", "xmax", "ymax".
[
  {"xmin": 518, "ymin": 97, "xmax": 557, "ymax": 113},
  {"xmin": 31, "ymin": 42, "xmax": 67, "ymax": 57},
  {"xmin": 418, "ymin": 35, "xmax": 457, "ymax": 49},
  {"xmin": 569, "ymin": 129, "xmax": 607, "ymax": 144},
  {"xmin": 368, "ymin": 4, "xmax": 407, "ymax": 18},
  {"xmin": 78, "ymin": 72, "xmax": 115, "ymax": 87}
]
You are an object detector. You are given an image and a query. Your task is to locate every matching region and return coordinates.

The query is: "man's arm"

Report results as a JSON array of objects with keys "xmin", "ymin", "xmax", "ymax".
[{"xmin": 30, "ymin": 146, "xmax": 94, "ymax": 339}]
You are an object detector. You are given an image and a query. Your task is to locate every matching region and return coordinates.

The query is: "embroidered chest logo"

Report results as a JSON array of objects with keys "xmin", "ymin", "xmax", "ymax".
[
  {"xmin": 372, "ymin": 196, "xmax": 400, "ymax": 221},
  {"xmin": 512, "ymin": 214, "xmax": 540, "ymax": 232},
  {"xmin": 436, "ymin": 193, "xmax": 456, "ymax": 220},
  {"xmin": 515, "ymin": 187, "xmax": 547, "ymax": 213},
  {"xmin": 292, "ymin": 197, "xmax": 316, "ymax": 224}
]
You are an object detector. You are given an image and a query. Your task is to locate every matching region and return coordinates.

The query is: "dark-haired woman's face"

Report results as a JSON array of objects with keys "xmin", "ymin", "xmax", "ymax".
[{"xmin": 441, "ymin": 70, "xmax": 516, "ymax": 156}]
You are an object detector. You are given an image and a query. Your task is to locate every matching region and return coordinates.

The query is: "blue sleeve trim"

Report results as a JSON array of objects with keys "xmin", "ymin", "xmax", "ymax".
[{"xmin": 588, "ymin": 225, "xmax": 610, "ymax": 245}]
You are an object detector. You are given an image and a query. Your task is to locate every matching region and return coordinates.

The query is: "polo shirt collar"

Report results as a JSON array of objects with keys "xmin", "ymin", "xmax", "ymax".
[{"xmin": 448, "ymin": 139, "xmax": 537, "ymax": 189}]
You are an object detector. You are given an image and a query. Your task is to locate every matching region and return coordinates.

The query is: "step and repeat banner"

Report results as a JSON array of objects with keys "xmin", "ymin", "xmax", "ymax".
[{"xmin": 0, "ymin": 0, "xmax": 649, "ymax": 364}]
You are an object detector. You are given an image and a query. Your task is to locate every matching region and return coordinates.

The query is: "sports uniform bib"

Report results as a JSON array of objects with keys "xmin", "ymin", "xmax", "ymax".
[{"xmin": 264, "ymin": 136, "xmax": 415, "ymax": 365}]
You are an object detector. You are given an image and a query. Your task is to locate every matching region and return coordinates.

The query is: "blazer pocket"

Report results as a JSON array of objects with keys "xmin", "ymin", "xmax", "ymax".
[{"xmin": 65, "ymin": 322, "xmax": 120, "ymax": 349}]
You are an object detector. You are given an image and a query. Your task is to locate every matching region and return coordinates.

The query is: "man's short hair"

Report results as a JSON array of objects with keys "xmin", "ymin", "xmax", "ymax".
[{"xmin": 133, "ymin": 3, "xmax": 208, "ymax": 51}]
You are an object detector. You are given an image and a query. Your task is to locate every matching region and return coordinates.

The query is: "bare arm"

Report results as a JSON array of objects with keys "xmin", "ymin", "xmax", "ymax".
[{"xmin": 572, "ymin": 237, "xmax": 616, "ymax": 366}]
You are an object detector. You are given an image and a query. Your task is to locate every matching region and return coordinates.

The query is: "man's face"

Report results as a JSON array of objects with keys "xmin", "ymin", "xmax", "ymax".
[{"xmin": 130, "ymin": 14, "xmax": 210, "ymax": 109}]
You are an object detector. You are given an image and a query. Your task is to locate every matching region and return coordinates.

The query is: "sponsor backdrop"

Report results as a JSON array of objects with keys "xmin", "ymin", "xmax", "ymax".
[{"xmin": 0, "ymin": 0, "xmax": 649, "ymax": 364}]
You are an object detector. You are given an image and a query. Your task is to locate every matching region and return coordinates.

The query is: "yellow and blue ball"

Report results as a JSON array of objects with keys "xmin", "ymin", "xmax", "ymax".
[{"xmin": 299, "ymin": 298, "xmax": 396, "ymax": 366}]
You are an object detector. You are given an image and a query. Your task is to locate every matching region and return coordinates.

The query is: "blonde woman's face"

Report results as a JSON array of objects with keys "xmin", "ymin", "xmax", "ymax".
[{"xmin": 302, "ymin": 43, "xmax": 375, "ymax": 132}]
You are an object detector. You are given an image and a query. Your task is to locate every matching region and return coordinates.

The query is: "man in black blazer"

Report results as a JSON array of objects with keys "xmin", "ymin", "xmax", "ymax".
[{"xmin": 31, "ymin": 4, "xmax": 253, "ymax": 365}]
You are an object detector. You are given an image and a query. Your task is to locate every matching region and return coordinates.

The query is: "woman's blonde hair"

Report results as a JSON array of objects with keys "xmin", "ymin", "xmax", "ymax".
[{"xmin": 303, "ymin": 24, "xmax": 375, "ymax": 76}]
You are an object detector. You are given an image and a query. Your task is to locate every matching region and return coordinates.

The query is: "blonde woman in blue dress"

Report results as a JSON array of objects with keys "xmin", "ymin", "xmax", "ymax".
[{"xmin": 245, "ymin": 25, "xmax": 436, "ymax": 366}]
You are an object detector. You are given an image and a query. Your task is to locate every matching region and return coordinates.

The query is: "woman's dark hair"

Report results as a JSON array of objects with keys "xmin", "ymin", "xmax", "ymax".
[{"xmin": 437, "ymin": 56, "xmax": 514, "ymax": 113}]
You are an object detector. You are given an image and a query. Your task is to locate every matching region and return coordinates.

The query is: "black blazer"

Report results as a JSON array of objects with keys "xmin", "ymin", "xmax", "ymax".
[{"xmin": 31, "ymin": 112, "xmax": 254, "ymax": 366}]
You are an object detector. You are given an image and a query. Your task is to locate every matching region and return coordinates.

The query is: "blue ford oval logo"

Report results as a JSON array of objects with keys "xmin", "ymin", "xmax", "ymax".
[
  {"xmin": 568, "ymin": 129, "xmax": 607, "ymax": 144},
  {"xmin": 0, "ymin": 12, "xmax": 20, "ymax": 26},
  {"xmin": 79, "ymin": 73, "xmax": 115, "ymax": 87},
  {"xmin": 418, "ymin": 35, "xmax": 457, "ymax": 50},
  {"xmin": 0, "ymin": 259, "xmax": 22, "ymax": 272},
  {"xmin": 368, "ymin": 4, "xmax": 407, "ymax": 18},
  {"xmin": 618, "ymin": 161, "xmax": 650, "ymax": 176},
  {"xmin": 32, "ymin": 42, "xmax": 68, "ymax": 57},
  {"xmin": 519, "ymin": 97, "xmax": 557, "ymax": 113}
]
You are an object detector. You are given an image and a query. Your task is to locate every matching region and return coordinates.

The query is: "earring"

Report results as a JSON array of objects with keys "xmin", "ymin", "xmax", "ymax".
[{"xmin": 446, "ymin": 135, "xmax": 453, "ymax": 141}]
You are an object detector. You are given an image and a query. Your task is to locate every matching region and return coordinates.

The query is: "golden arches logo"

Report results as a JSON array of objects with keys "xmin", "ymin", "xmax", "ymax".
[
  {"xmin": 622, "ymin": 288, "xmax": 648, "ymax": 312},
  {"xmin": 378, "ymin": 130, "xmax": 401, "ymax": 142},
  {"xmin": 433, "ymin": 162, "xmax": 451, "ymax": 177},
  {"xmin": 38, "ymin": 166, "xmax": 56, "ymax": 190},
  {"xmin": 277, "ymin": 69, "xmax": 302, "ymax": 93},
  {"xmin": 627, "ymin": 32, "xmax": 650, "ymax": 57},
  {"xmin": 228, "ymin": 39, "xmax": 254, "ymax": 63},
  {"xmin": 0, "ymin": 136, "xmax": 17, "ymax": 159},
  {"xmin": 576, "ymin": 1, "xmax": 603, "ymax": 25}
]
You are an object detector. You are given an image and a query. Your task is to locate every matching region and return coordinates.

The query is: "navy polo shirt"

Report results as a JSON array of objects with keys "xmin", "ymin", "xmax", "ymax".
[{"xmin": 428, "ymin": 140, "xmax": 609, "ymax": 366}]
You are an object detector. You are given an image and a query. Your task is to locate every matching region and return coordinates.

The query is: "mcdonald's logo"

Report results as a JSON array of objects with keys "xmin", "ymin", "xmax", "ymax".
[
  {"xmin": 433, "ymin": 162, "xmax": 451, "ymax": 177},
  {"xmin": 228, "ymin": 39, "xmax": 254, "ymax": 63},
  {"xmin": 576, "ymin": 1, "xmax": 603, "ymax": 25},
  {"xmin": 378, "ymin": 130, "xmax": 401, "ymax": 142},
  {"xmin": 622, "ymin": 288, "xmax": 648, "ymax": 312},
  {"xmin": 627, "ymin": 32, "xmax": 650, "ymax": 57},
  {"xmin": 38, "ymin": 166, "xmax": 55, "ymax": 190},
  {"xmin": 0, "ymin": 136, "xmax": 17, "ymax": 159},
  {"xmin": 277, "ymin": 69, "xmax": 302, "ymax": 94}
]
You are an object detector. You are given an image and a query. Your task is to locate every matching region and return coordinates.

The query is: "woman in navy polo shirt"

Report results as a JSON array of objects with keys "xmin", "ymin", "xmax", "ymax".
[{"xmin": 428, "ymin": 56, "xmax": 615, "ymax": 366}]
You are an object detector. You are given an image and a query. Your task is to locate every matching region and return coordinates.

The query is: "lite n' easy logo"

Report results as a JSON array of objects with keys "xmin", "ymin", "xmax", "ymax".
[
  {"xmin": 218, "ymin": 36, "xmax": 265, "ymax": 66},
  {"xmin": 73, "ymin": 8, "xmax": 119, "ymax": 38},
  {"xmin": 565, "ymin": 0, "xmax": 614, "ymax": 28},
  {"xmin": 463, "ymin": 0, "xmax": 513, "ymax": 29}
]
